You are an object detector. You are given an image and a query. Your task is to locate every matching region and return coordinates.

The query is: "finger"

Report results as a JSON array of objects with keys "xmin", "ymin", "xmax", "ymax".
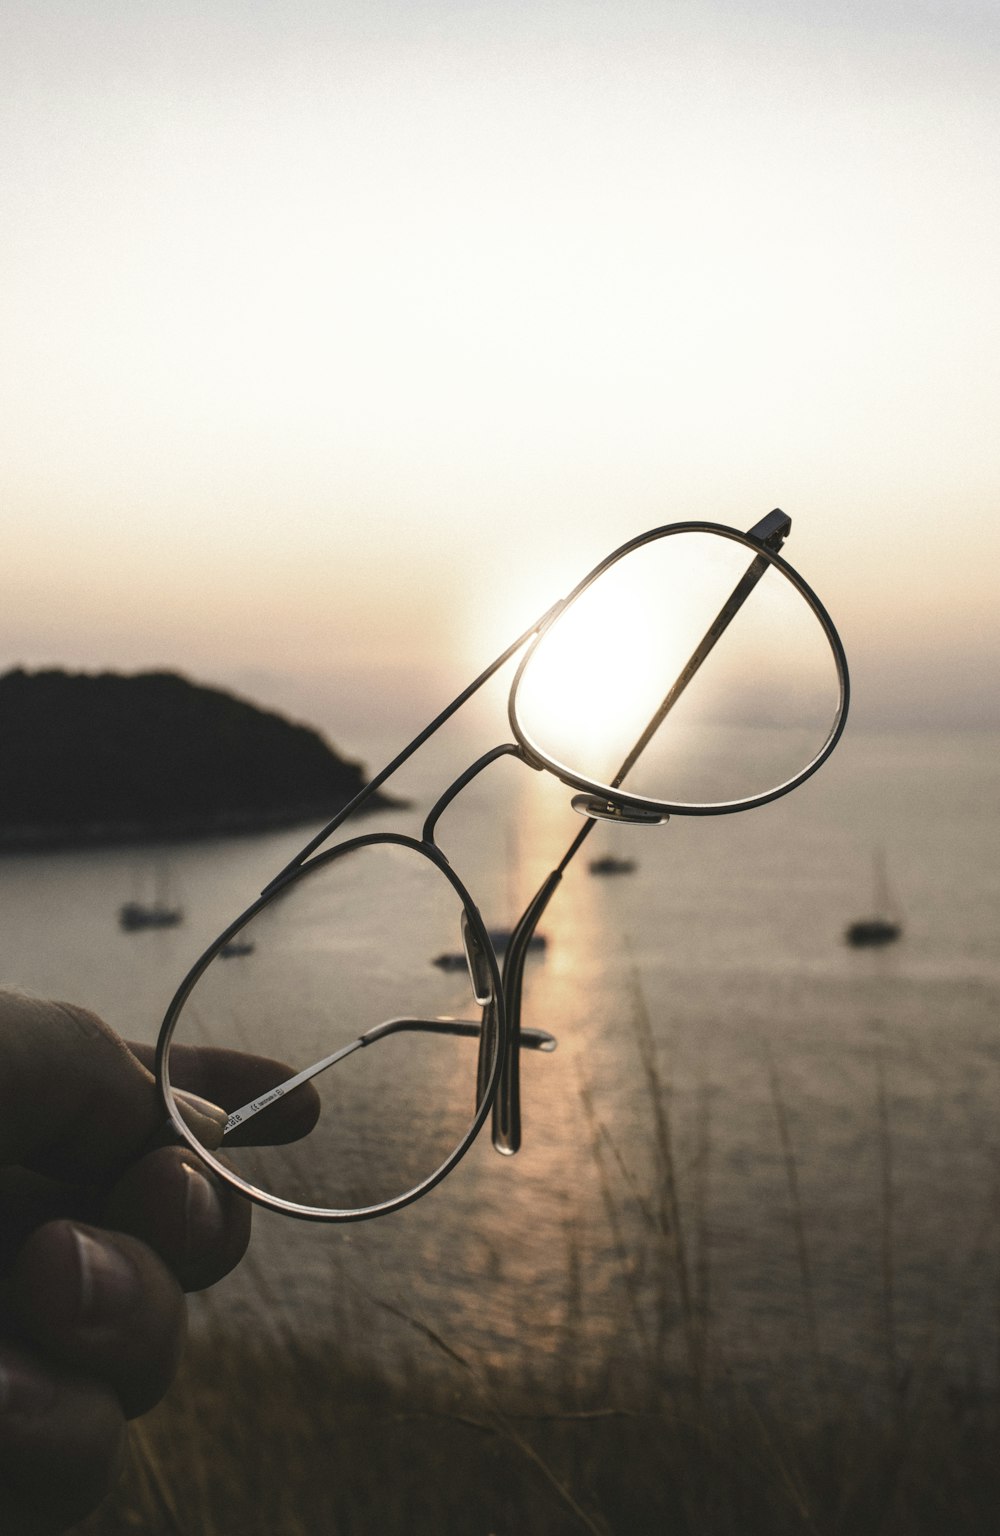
[
  {"xmin": 101, "ymin": 1146, "xmax": 251, "ymax": 1292},
  {"xmin": 0, "ymin": 992, "xmax": 315, "ymax": 1186},
  {"xmin": 11, "ymin": 1223, "xmax": 185, "ymax": 1420},
  {"xmin": 0, "ymin": 996, "xmax": 219, "ymax": 1182},
  {"xmin": 0, "ymin": 1342, "xmax": 125, "ymax": 1536},
  {"xmin": 0, "ymin": 1156, "xmax": 245, "ymax": 1294},
  {"xmin": 130, "ymin": 1041, "xmax": 322, "ymax": 1145},
  {"xmin": 0, "ymin": 1168, "xmax": 99, "ymax": 1275}
]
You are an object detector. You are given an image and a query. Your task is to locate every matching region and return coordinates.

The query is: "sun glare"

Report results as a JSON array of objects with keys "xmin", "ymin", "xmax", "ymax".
[
  {"xmin": 513, "ymin": 553, "xmax": 695, "ymax": 776},
  {"xmin": 506, "ymin": 531, "xmax": 846, "ymax": 807}
]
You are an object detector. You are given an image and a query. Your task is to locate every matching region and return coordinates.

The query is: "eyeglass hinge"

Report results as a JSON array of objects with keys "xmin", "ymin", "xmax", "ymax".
[{"xmin": 746, "ymin": 508, "xmax": 792, "ymax": 551}]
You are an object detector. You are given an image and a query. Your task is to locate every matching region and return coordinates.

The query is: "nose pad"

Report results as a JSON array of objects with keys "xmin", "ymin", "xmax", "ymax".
[
  {"xmin": 571, "ymin": 793, "xmax": 670, "ymax": 824},
  {"xmin": 461, "ymin": 911, "xmax": 494, "ymax": 1005}
]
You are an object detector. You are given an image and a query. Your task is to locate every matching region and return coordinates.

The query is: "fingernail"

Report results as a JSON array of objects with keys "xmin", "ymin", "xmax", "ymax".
[
  {"xmin": 173, "ymin": 1089, "xmax": 229, "ymax": 1151},
  {"xmin": 0, "ymin": 1349, "xmax": 57, "ymax": 1417},
  {"xmin": 72, "ymin": 1228, "xmax": 141, "ymax": 1325},
  {"xmin": 180, "ymin": 1160, "xmax": 226, "ymax": 1261}
]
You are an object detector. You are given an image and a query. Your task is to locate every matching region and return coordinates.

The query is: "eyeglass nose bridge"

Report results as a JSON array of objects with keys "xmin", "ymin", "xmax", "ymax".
[
  {"xmin": 420, "ymin": 742, "xmax": 532, "ymax": 849},
  {"xmin": 418, "ymin": 755, "xmax": 671, "ymax": 1159}
]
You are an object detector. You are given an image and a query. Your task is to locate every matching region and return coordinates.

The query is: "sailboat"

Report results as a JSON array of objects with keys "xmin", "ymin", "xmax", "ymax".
[
  {"xmin": 588, "ymin": 854, "xmax": 637, "ymax": 876},
  {"xmin": 432, "ymin": 927, "xmax": 546, "ymax": 973},
  {"xmin": 432, "ymin": 824, "xmax": 547, "ymax": 971},
  {"xmin": 845, "ymin": 851, "xmax": 902, "ymax": 948},
  {"xmin": 119, "ymin": 863, "xmax": 183, "ymax": 932},
  {"xmin": 219, "ymin": 937, "xmax": 255, "ymax": 958}
]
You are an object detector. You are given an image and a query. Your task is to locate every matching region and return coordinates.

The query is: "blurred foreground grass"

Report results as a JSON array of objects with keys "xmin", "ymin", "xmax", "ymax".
[
  {"xmin": 80, "ymin": 1325, "xmax": 1000, "ymax": 1536},
  {"xmin": 79, "ymin": 988, "xmax": 1000, "ymax": 1535}
]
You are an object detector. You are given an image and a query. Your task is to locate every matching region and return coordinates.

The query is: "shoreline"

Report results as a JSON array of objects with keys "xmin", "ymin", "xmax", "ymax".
[{"xmin": 0, "ymin": 790, "xmax": 405, "ymax": 854}]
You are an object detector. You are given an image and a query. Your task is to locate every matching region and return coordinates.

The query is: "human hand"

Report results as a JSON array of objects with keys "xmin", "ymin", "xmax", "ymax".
[{"xmin": 0, "ymin": 992, "xmax": 318, "ymax": 1534}]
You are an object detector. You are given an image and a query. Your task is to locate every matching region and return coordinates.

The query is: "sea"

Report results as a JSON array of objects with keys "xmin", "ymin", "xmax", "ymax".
[{"xmin": 2, "ymin": 682, "xmax": 998, "ymax": 1406}]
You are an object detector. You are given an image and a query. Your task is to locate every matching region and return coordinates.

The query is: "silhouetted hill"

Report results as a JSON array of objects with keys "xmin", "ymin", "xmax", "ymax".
[{"xmin": 0, "ymin": 668, "xmax": 387, "ymax": 848}]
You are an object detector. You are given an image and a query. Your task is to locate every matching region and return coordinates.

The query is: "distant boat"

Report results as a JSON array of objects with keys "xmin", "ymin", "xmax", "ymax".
[
  {"xmin": 119, "ymin": 900, "xmax": 183, "ymax": 932},
  {"xmin": 433, "ymin": 829, "xmax": 552, "ymax": 972},
  {"xmin": 432, "ymin": 951, "xmax": 469, "ymax": 972},
  {"xmin": 846, "ymin": 917, "xmax": 901, "ymax": 948},
  {"xmin": 432, "ymin": 929, "xmax": 547, "ymax": 972},
  {"xmin": 845, "ymin": 851, "xmax": 902, "ymax": 948},
  {"xmin": 119, "ymin": 863, "xmax": 183, "ymax": 933},
  {"xmin": 487, "ymin": 927, "xmax": 547, "ymax": 954},
  {"xmin": 588, "ymin": 855, "xmax": 637, "ymax": 876},
  {"xmin": 219, "ymin": 938, "xmax": 255, "ymax": 959}
]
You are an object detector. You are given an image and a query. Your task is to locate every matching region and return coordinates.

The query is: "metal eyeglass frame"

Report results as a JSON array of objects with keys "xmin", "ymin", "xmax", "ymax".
[{"xmin": 156, "ymin": 510, "xmax": 850, "ymax": 1222}]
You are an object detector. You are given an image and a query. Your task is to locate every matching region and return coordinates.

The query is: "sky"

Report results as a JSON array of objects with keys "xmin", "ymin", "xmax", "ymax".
[{"xmin": 2, "ymin": 0, "xmax": 998, "ymax": 739}]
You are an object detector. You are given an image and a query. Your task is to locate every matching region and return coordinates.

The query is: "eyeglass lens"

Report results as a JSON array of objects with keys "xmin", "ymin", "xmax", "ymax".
[
  {"xmin": 512, "ymin": 529, "xmax": 843, "ymax": 809},
  {"xmin": 163, "ymin": 840, "xmax": 496, "ymax": 1216}
]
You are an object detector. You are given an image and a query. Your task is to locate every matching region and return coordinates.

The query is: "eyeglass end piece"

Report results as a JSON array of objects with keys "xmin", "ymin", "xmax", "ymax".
[{"xmin": 746, "ymin": 508, "xmax": 792, "ymax": 551}]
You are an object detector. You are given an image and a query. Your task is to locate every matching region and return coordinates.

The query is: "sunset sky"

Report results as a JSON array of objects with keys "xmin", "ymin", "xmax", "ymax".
[{"xmin": 3, "ymin": 0, "xmax": 998, "ymax": 739}]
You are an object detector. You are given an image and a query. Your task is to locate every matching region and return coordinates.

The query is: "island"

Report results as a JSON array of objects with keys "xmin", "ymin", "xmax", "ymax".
[{"xmin": 0, "ymin": 667, "xmax": 389, "ymax": 849}]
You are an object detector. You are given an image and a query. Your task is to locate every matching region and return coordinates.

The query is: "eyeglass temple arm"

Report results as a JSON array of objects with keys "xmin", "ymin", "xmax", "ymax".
[
  {"xmin": 219, "ymin": 1015, "xmax": 556, "ymax": 1138},
  {"xmin": 493, "ymin": 509, "xmax": 793, "ymax": 1153}
]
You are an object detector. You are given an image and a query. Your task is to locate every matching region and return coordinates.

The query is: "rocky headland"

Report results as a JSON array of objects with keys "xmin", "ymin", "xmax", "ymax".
[{"xmin": 0, "ymin": 667, "xmax": 387, "ymax": 848}]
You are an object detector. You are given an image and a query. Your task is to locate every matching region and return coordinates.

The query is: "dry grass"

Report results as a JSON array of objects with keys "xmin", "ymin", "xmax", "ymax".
[
  {"xmin": 79, "ymin": 1331, "xmax": 1000, "ymax": 1536},
  {"xmin": 77, "ymin": 992, "xmax": 1000, "ymax": 1536}
]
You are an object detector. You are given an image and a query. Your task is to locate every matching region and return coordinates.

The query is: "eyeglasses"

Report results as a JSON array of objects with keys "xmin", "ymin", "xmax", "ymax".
[{"xmin": 156, "ymin": 511, "xmax": 849, "ymax": 1222}]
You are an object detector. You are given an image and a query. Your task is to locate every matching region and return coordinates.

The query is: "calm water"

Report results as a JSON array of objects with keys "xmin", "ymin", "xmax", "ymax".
[{"xmin": 2, "ymin": 701, "xmax": 998, "ymax": 1401}]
